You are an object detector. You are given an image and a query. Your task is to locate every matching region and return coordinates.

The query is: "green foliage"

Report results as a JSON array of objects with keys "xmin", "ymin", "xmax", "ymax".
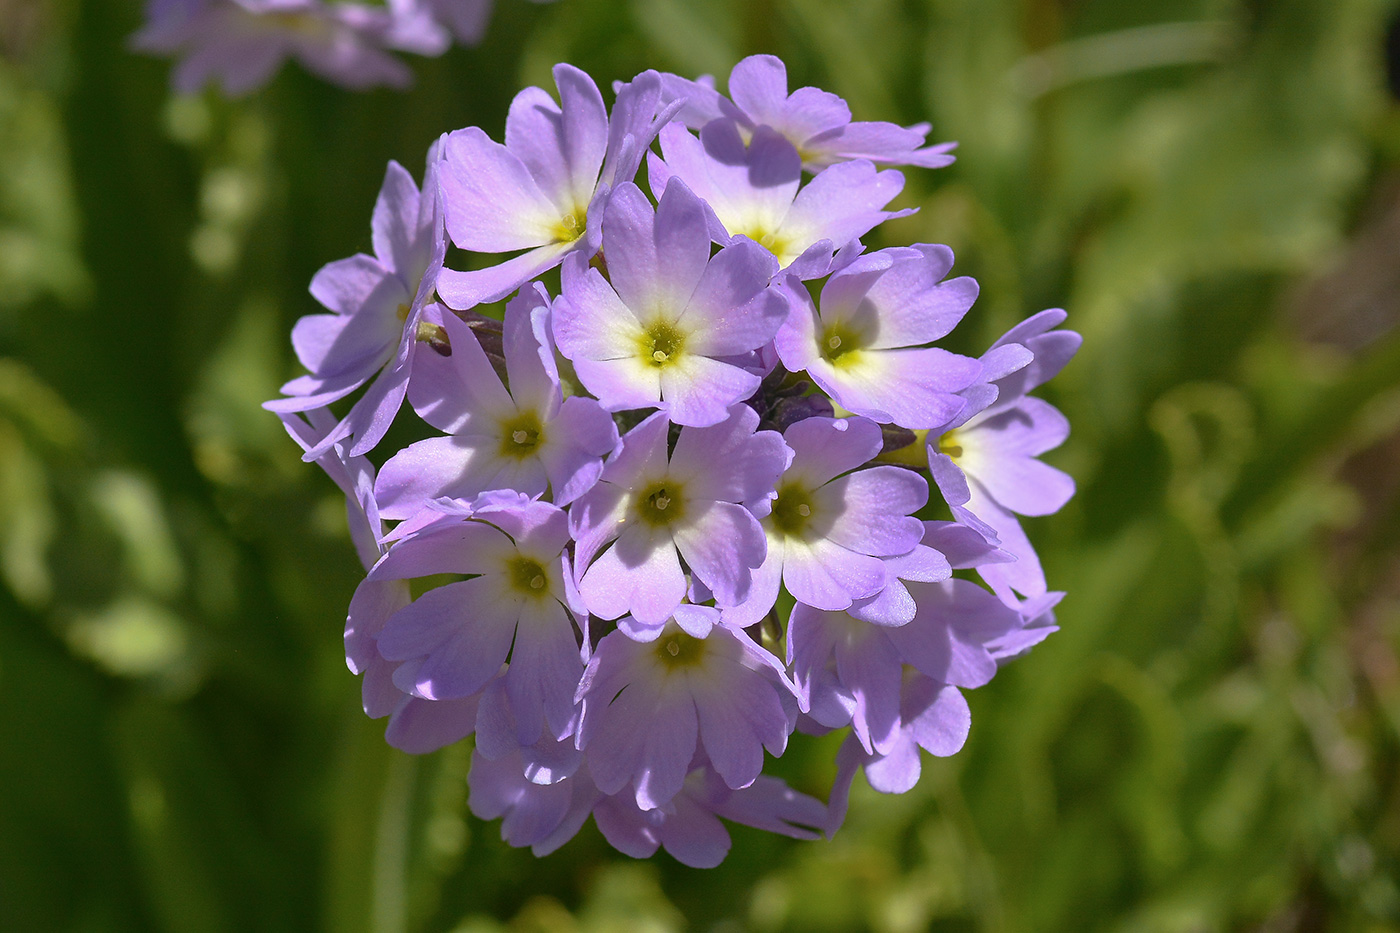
[{"xmin": 3, "ymin": 0, "xmax": 1400, "ymax": 929}]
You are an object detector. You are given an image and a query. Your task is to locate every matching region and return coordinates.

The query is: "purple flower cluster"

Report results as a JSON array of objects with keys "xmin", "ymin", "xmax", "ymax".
[
  {"xmin": 132, "ymin": 0, "xmax": 555, "ymax": 95},
  {"xmin": 273, "ymin": 56, "xmax": 1079, "ymax": 867}
]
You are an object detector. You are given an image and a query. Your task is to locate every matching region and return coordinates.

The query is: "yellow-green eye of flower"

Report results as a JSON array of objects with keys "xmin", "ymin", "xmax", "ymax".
[
  {"xmin": 769, "ymin": 482, "xmax": 816, "ymax": 537},
  {"xmin": 506, "ymin": 556, "xmax": 550, "ymax": 597},
  {"xmin": 655, "ymin": 631, "xmax": 707, "ymax": 669},
  {"xmin": 635, "ymin": 481, "xmax": 686, "ymax": 526},
  {"xmin": 638, "ymin": 320, "xmax": 687, "ymax": 368},
  {"xmin": 498, "ymin": 410, "xmax": 545, "ymax": 458}
]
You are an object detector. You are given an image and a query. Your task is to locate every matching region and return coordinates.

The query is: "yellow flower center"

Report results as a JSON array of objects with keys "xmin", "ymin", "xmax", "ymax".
[
  {"xmin": 655, "ymin": 631, "xmax": 707, "ymax": 669},
  {"xmin": 635, "ymin": 481, "xmax": 686, "ymax": 527},
  {"xmin": 637, "ymin": 320, "xmax": 687, "ymax": 368},
  {"xmin": 769, "ymin": 482, "xmax": 816, "ymax": 538},
  {"xmin": 506, "ymin": 556, "xmax": 550, "ymax": 598},
  {"xmin": 498, "ymin": 410, "xmax": 545, "ymax": 459}
]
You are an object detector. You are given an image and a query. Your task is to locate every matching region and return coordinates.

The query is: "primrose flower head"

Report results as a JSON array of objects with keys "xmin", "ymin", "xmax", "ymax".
[
  {"xmin": 277, "ymin": 57, "xmax": 1076, "ymax": 867},
  {"xmin": 660, "ymin": 54, "xmax": 958, "ymax": 172}
]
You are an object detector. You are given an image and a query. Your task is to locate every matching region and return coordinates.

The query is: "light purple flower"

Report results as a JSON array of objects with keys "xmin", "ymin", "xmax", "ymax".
[
  {"xmin": 788, "ymin": 578, "xmax": 1021, "ymax": 754},
  {"xmin": 660, "ymin": 54, "xmax": 957, "ymax": 172},
  {"xmin": 283, "ymin": 407, "xmax": 479, "ymax": 753},
  {"xmin": 723, "ymin": 416, "xmax": 929, "ymax": 627},
  {"xmin": 575, "ymin": 609, "xmax": 798, "ymax": 810},
  {"xmin": 569, "ymin": 407, "xmax": 789, "ymax": 633},
  {"xmin": 552, "ymin": 181, "xmax": 786, "ymax": 426},
  {"xmin": 394, "ymin": 0, "xmax": 557, "ymax": 46},
  {"xmin": 374, "ymin": 286, "xmax": 617, "ymax": 517},
  {"xmin": 436, "ymin": 65, "xmax": 677, "ymax": 308},
  {"xmin": 775, "ymin": 245, "xmax": 982, "ymax": 429},
  {"xmin": 266, "ymin": 142, "xmax": 447, "ymax": 460},
  {"xmin": 132, "ymin": 0, "xmax": 447, "ymax": 96},
  {"xmin": 474, "ymin": 678, "xmax": 583, "ymax": 784},
  {"xmin": 592, "ymin": 766, "xmax": 826, "ymax": 868},
  {"xmin": 927, "ymin": 310, "xmax": 1081, "ymax": 601},
  {"xmin": 826, "ymin": 674, "xmax": 970, "ymax": 831},
  {"xmin": 469, "ymin": 751, "xmax": 601, "ymax": 854},
  {"xmin": 367, "ymin": 496, "xmax": 584, "ymax": 747},
  {"xmin": 648, "ymin": 121, "xmax": 911, "ymax": 279}
]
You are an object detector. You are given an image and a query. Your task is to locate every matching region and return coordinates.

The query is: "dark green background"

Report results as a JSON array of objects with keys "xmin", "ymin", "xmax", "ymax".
[{"xmin": 3, "ymin": 0, "xmax": 1400, "ymax": 929}]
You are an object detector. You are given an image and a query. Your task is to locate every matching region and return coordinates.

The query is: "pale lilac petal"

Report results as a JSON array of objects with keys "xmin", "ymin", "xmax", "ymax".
[
  {"xmin": 727, "ymin": 55, "xmax": 789, "ymax": 124},
  {"xmin": 603, "ymin": 181, "xmax": 710, "ymax": 314},
  {"xmin": 671, "ymin": 500, "xmax": 767, "ymax": 606},
  {"xmin": 371, "ymin": 160, "xmax": 423, "ymax": 278},
  {"xmin": 573, "ymin": 355, "xmax": 662, "ymax": 411},
  {"xmin": 505, "ymin": 85, "xmax": 573, "ymax": 209},
  {"xmin": 776, "ymin": 86, "xmax": 852, "ymax": 142},
  {"xmin": 860, "ymin": 244, "xmax": 978, "ymax": 348},
  {"xmin": 833, "ymin": 627, "xmax": 903, "ymax": 754},
  {"xmin": 468, "ymin": 750, "xmax": 575, "ymax": 846},
  {"xmin": 777, "ymin": 160, "xmax": 906, "ymax": 253},
  {"xmin": 928, "ymin": 450, "xmax": 972, "ymax": 507},
  {"xmin": 890, "ymin": 579, "xmax": 1021, "ymax": 688},
  {"xmin": 379, "ymin": 578, "xmax": 517, "ymax": 699},
  {"xmin": 592, "ymin": 793, "xmax": 661, "ymax": 858},
  {"xmin": 659, "ymin": 793, "xmax": 732, "ymax": 868},
  {"xmin": 579, "ymin": 525, "xmax": 686, "ymax": 625},
  {"xmin": 346, "ymin": 578, "xmax": 409, "ymax": 673},
  {"xmin": 384, "ymin": 694, "xmax": 479, "ymax": 753},
  {"xmin": 819, "ymin": 467, "xmax": 927, "ymax": 555},
  {"xmin": 501, "ymin": 287, "xmax": 560, "ymax": 416},
  {"xmin": 505, "ymin": 599, "xmax": 585, "ymax": 746},
  {"xmin": 922, "ymin": 519, "xmax": 1012, "ymax": 568},
  {"xmin": 968, "ymin": 454, "xmax": 1075, "ymax": 517},
  {"xmin": 772, "ymin": 279, "xmax": 821, "ymax": 371},
  {"xmin": 782, "ymin": 537, "xmax": 887, "ymax": 610},
  {"xmin": 965, "ymin": 483, "xmax": 1046, "ymax": 599},
  {"xmin": 267, "ymin": 366, "xmax": 371, "ymax": 413},
  {"xmin": 666, "ymin": 406, "xmax": 789, "ymax": 505},
  {"xmin": 435, "ymin": 241, "xmax": 576, "ymax": 309},
  {"xmin": 781, "ymin": 415, "xmax": 883, "ymax": 489},
  {"xmin": 672, "ymin": 604, "xmax": 717, "ymax": 639},
  {"xmin": 440, "ymin": 127, "xmax": 561, "ymax": 252},
  {"xmin": 720, "ymin": 536, "xmax": 783, "ymax": 628},
  {"xmin": 553, "ymin": 258, "xmax": 643, "ymax": 361},
  {"xmin": 990, "ymin": 308, "xmax": 1081, "ymax": 399},
  {"xmin": 821, "ymin": 347, "xmax": 979, "ymax": 428},
  {"xmin": 605, "ymin": 70, "xmax": 667, "ymax": 185},
  {"xmin": 657, "ymin": 72, "xmax": 726, "ymax": 129},
  {"xmin": 552, "ymin": 63, "xmax": 609, "ymax": 212},
  {"xmin": 375, "ymin": 436, "xmax": 526, "ymax": 520},
  {"xmin": 906, "ymin": 679, "xmax": 971, "ymax": 757},
  {"xmin": 864, "ymin": 731, "xmax": 921, "ymax": 794},
  {"xmin": 309, "ymin": 253, "xmax": 396, "ymax": 316},
  {"xmin": 368, "ymin": 520, "xmax": 513, "ymax": 580},
  {"xmin": 964, "ymin": 397, "xmax": 1071, "ymax": 458},
  {"xmin": 678, "ymin": 242, "xmax": 785, "ymax": 357},
  {"xmin": 710, "ymin": 774, "xmax": 827, "ymax": 839},
  {"xmin": 692, "ymin": 662, "xmax": 788, "ymax": 790},
  {"xmin": 289, "ymin": 311, "xmax": 394, "ymax": 382},
  {"xmin": 659, "ymin": 354, "xmax": 762, "ymax": 427},
  {"xmin": 656, "ymin": 122, "xmax": 800, "ymax": 238}
]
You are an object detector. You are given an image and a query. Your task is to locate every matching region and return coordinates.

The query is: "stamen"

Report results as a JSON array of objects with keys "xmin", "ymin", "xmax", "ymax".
[
  {"xmin": 529, "ymin": 575, "xmax": 545, "ymax": 590},
  {"xmin": 797, "ymin": 504, "xmax": 811, "ymax": 517},
  {"xmin": 652, "ymin": 350, "xmax": 668, "ymax": 363},
  {"xmin": 512, "ymin": 430, "xmax": 529, "ymax": 444},
  {"xmin": 827, "ymin": 335, "xmax": 842, "ymax": 350},
  {"xmin": 653, "ymin": 495, "xmax": 670, "ymax": 511},
  {"xmin": 666, "ymin": 640, "xmax": 680, "ymax": 657}
]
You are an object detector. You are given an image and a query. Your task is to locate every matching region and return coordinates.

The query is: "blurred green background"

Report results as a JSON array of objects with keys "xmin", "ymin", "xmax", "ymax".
[{"xmin": 4, "ymin": 0, "xmax": 1400, "ymax": 929}]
